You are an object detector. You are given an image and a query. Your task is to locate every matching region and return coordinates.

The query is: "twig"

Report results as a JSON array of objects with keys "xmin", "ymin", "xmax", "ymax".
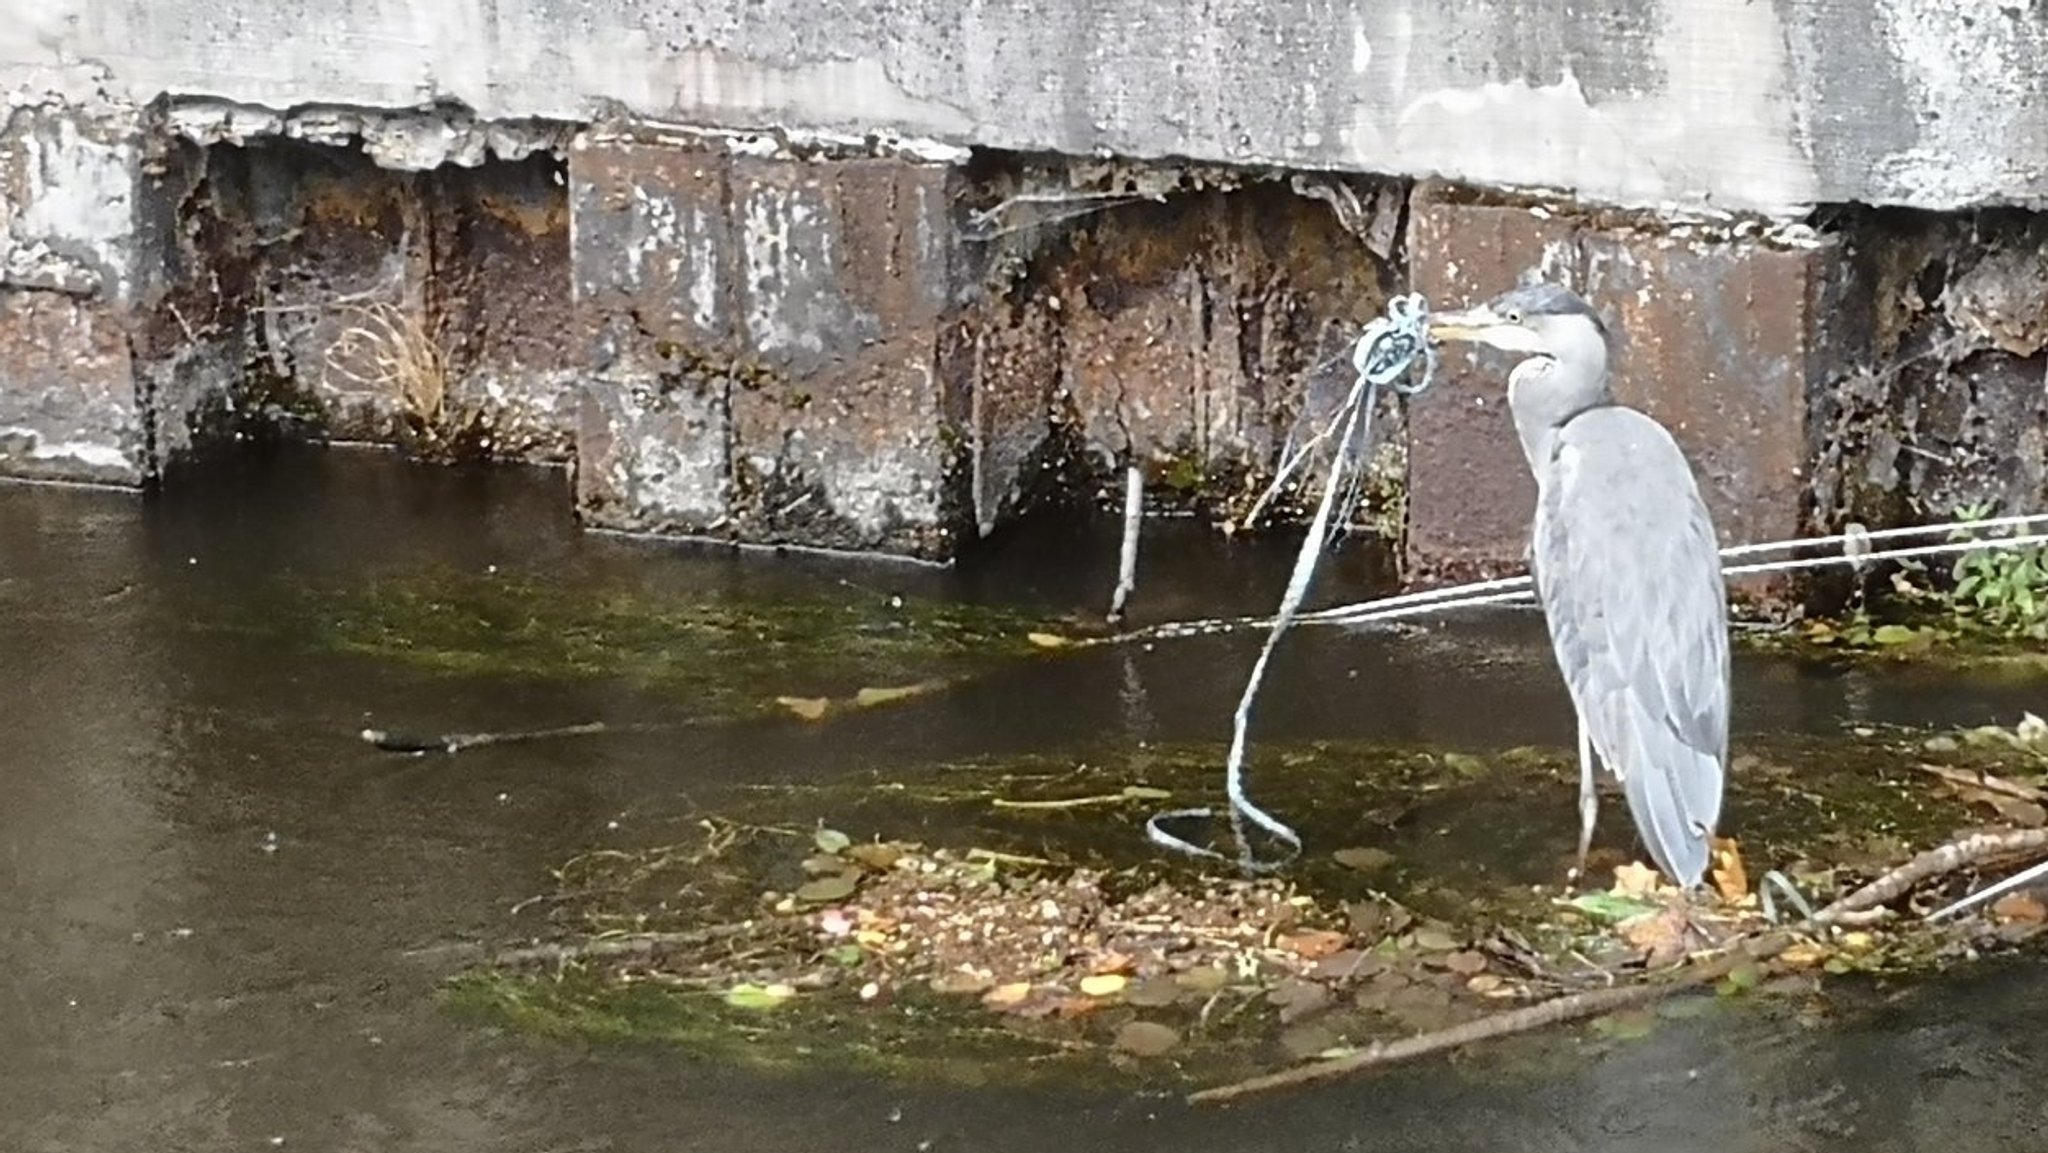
[
  {"xmin": 1189, "ymin": 932, "xmax": 1795, "ymax": 1106},
  {"xmin": 1189, "ymin": 824, "xmax": 2048, "ymax": 1105},
  {"xmin": 362, "ymin": 720, "xmax": 667, "ymax": 754},
  {"xmin": 1818, "ymin": 827, "xmax": 2048, "ymax": 920},
  {"xmin": 1913, "ymin": 763, "xmax": 2047, "ymax": 805},
  {"xmin": 490, "ymin": 923, "xmax": 759, "ymax": 969}
]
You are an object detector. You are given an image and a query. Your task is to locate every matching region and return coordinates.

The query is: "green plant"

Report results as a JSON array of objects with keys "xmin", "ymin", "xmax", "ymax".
[{"xmin": 1949, "ymin": 500, "xmax": 2048, "ymax": 639}]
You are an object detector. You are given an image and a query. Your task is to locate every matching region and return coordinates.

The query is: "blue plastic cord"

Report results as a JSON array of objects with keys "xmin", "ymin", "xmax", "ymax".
[{"xmin": 1145, "ymin": 294, "xmax": 1437, "ymax": 874}]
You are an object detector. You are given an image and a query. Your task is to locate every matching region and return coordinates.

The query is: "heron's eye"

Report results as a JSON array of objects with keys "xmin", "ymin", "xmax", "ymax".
[{"xmin": 1505, "ymin": 309, "xmax": 1523, "ymax": 324}]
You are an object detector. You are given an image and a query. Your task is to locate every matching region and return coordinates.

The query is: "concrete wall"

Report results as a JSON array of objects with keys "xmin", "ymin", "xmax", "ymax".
[
  {"xmin": 8, "ymin": 0, "xmax": 2048, "ymax": 219},
  {"xmin": 5, "ymin": 1, "xmax": 2048, "ymax": 574}
]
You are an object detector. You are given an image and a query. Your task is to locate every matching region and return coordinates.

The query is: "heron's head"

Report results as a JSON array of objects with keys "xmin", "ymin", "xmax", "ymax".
[{"xmin": 1426, "ymin": 283, "xmax": 1609, "ymax": 361}]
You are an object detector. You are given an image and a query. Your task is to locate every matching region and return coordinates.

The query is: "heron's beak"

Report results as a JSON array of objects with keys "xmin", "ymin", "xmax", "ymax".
[
  {"xmin": 1425, "ymin": 305, "xmax": 1546, "ymax": 354},
  {"xmin": 1424, "ymin": 305, "xmax": 1499, "ymax": 344}
]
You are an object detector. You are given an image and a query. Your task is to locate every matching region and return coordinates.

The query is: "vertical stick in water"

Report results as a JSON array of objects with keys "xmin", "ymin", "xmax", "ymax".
[{"xmin": 1108, "ymin": 465, "xmax": 1144, "ymax": 623}]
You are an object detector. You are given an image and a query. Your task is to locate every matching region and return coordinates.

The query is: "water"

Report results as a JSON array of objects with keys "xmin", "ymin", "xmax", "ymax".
[{"xmin": 3, "ymin": 447, "xmax": 2047, "ymax": 1152}]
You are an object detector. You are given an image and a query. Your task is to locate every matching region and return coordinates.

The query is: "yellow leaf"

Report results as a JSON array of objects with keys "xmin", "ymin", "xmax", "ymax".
[
  {"xmin": 776, "ymin": 695, "xmax": 830, "ymax": 721},
  {"xmin": 1710, "ymin": 837, "xmax": 1750, "ymax": 903},
  {"xmin": 1278, "ymin": 928, "xmax": 1350, "ymax": 960},
  {"xmin": 854, "ymin": 681, "xmax": 945, "ymax": 708},
  {"xmin": 1078, "ymin": 973, "xmax": 1128, "ymax": 998},
  {"xmin": 1992, "ymin": 891, "xmax": 2048, "ymax": 925},
  {"xmin": 1779, "ymin": 940, "xmax": 1830, "ymax": 970},
  {"xmin": 981, "ymin": 982, "xmax": 1034, "ymax": 1008},
  {"xmin": 1611, "ymin": 861, "xmax": 1664, "ymax": 899},
  {"xmin": 1026, "ymin": 632, "xmax": 1072, "ymax": 649}
]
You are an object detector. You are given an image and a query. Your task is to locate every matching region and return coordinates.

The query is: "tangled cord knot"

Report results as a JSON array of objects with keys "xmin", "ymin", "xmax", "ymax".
[{"xmin": 1353, "ymin": 292, "xmax": 1437, "ymax": 395}]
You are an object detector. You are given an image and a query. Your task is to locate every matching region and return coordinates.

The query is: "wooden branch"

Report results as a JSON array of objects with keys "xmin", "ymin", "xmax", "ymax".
[
  {"xmin": 1815, "ymin": 827, "xmax": 2048, "ymax": 921},
  {"xmin": 1187, "ymin": 932, "xmax": 1792, "ymax": 1106},
  {"xmin": 1190, "ymin": 824, "xmax": 2048, "ymax": 1106}
]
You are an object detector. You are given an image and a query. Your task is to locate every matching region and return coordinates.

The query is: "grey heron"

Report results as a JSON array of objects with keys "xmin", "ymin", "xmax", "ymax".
[{"xmin": 1426, "ymin": 283, "xmax": 1731, "ymax": 890}]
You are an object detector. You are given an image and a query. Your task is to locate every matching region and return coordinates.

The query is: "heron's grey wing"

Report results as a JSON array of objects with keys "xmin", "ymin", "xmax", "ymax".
[{"xmin": 1532, "ymin": 407, "xmax": 1731, "ymax": 886}]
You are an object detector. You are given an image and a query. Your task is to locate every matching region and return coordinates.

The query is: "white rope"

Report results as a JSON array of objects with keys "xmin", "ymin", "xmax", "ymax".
[
  {"xmin": 1143, "ymin": 294, "xmax": 1435, "ymax": 872},
  {"xmin": 1926, "ymin": 856, "xmax": 2048, "ymax": 921},
  {"xmin": 1116, "ymin": 515, "xmax": 2048, "ymax": 641}
]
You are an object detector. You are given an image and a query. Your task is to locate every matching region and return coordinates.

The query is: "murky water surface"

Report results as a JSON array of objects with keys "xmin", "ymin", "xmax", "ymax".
[{"xmin": 5, "ymin": 448, "xmax": 2048, "ymax": 1151}]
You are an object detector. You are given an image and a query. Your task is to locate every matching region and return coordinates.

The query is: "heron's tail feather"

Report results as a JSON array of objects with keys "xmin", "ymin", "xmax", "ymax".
[{"xmin": 1604, "ymin": 699, "xmax": 1723, "ymax": 889}]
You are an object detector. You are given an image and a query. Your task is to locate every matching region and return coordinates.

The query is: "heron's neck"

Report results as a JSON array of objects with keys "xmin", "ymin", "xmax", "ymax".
[{"xmin": 1507, "ymin": 355, "xmax": 1612, "ymax": 474}]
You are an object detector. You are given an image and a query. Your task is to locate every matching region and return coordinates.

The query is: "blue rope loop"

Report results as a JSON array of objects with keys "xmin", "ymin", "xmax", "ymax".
[
  {"xmin": 1354, "ymin": 292, "xmax": 1437, "ymax": 395},
  {"xmin": 1144, "ymin": 292, "xmax": 1436, "ymax": 875}
]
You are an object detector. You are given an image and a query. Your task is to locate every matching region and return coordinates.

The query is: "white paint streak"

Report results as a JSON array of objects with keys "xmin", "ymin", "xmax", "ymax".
[
  {"xmin": 11, "ymin": 112, "xmax": 135, "ymax": 299},
  {"xmin": 8, "ymin": 430, "xmax": 134, "ymax": 472},
  {"xmin": 1869, "ymin": 0, "xmax": 2040, "ymax": 208}
]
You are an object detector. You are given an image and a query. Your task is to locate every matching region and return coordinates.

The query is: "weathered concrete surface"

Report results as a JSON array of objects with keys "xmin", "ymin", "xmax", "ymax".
[
  {"xmin": 1406, "ymin": 184, "xmax": 1840, "ymax": 582},
  {"xmin": 569, "ymin": 127, "xmax": 980, "ymax": 559},
  {"xmin": 1811, "ymin": 213, "xmax": 2048, "ymax": 533},
  {"xmin": 129, "ymin": 136, "xmax": 578, "ymax": 463},
  {"xmin": 1405, "ymin": 187, "xmax": 1580, "ymax": 578},
  {"xmin": 13, "ymin": 0, "xmax": 2048, "ymax": 219},
  {"xmin": 967, "ymin": 175, "xmax": 1398, "ymax": 530},
  {"xmin": 0, "ymin": 101, "xmax": 152, "ymax": 483},
  {"xmin": 0, "ymin": 293, "xmax": 143, "ymax": 484}
]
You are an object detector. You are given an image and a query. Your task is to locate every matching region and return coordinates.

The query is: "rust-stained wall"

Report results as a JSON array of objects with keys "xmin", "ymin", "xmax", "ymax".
[{"xmin": 10, "ymin": 95, "xmax": 2048, "ymax": 578}]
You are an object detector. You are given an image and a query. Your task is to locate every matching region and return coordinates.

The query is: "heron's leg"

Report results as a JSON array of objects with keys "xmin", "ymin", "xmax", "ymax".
[{"xmin": 1568, "ymin": 722, "xmax": 1598, "ymax": 886}]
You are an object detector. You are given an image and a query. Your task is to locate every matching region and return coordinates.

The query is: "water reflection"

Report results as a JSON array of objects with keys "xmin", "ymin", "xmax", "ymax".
[{"xmin": 0, "ymin": 446, "xmax": 2043, "ymax": 1152}]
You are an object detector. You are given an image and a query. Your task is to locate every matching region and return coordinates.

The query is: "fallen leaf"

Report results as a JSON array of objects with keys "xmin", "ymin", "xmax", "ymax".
[
  {"xmin": 1114, "ymin": 1021, "xmax": 1182, "ymax": 1057},
  {"xmin": 1992, "ymin": 796, "xmax": 2048, "ymax": 828},
  {"xmin": 1119, "ymin": 785, "xmax": 1173, "ymax": 801},
  {"xmin": 1710, "ymin": 837, "xmax": 1750, "ymax": 903},
  {"xmin": 793, "ymin": 871, "xmax": 860, "ymax": 903},
  {"xmin": 1991, "ymin": 891, "xmax": 2048, "ymax": 925},
  {"xmin": 1619, "ymin": 910, "xmax": 1690, "ymax": 969},
  {"xmin": 1443, "ymin": 950, "xmax": 1489, "ymax": 976},
  {"xmin": 1591, "ymin": 1008, "xmax": 1657, "ymax": 1041},
  {"xmin": 1126, "ymin": 977, "xmax": 1182, "ymax": 1007},
  {"xmin": 1612, "ymin": 861, "xmax": 1664, "ymax": 898},
  {"xmin": 724, "ymin": 982, "xmax": 796, "ymax": 1010},
  {"xmin": 1778, "ymin": 940, "xmax": 1831, "ymax": 970},
  {"xmin": 1441, "ymin": 752, "xmax": 1488, "ymax": 777},
  {"xmin": 1408, "ymin": 926, "xmax": 1458, "ymax": 952},
  {"xmin": 825, "ymin": 944, "xmax": 863, "ymax": 967},
  {"xmin": 854, "ymin": 680, "xmax": 944, "ymax": 708},
  {"xmin": 1332, "ymin": 846, "xmax": 1396, "ymax": 872},
  {"xmin": 812, "ymin": 827, "xmax": 852, "ymax": 855},
  {"xmin": 1309, "ymin": 949, "xmax": 1385, "ymax": 983},
  {"xmin": 1279, "ymin": 929, "xmax": 1350, "ymax": 960},
  {"xmin": 1089, "ymin": 952, "xmax": 1135, "ymax": 976},
  {"xmin": 1344, "ymin": 899, "xmax": 1410, "ymax": 939},
  {"xmin": 1871, "ymin": 624, "xmax": 1920, "ymax": 646},
  {"xmin": 1078, "ymin": 973, "xmax": 1128, "ymax": 998},
  {"xmin": 1052, "ymin": 996, "xmax": 1104, "ymax": 1020},
  {"xmin": 844, "ymin": 843, "xmax": 904, "ymax": 871},
  {"xmin": 800, "ymin": 853, "xmax": 850, "ymax": 876},
  {"xmin": 1174, "ymin": 966, "xmax": 1231, "ymax": 992},
  {"xmin": 1466, "ymin": 973, "xmax": 1505, "ymax": 995},
  {"xmin": 1918, "ymin": 763, "xmax": 2047, "ymax": 804},
  {"xmin": 1265, "ymin": 978, "xmax": 1332, "ymax": 1024},
  {"xmin": 1717, "ymin": 961, "xmax": 1762, "ymax": 997},
  {"xmin": 1564, "ymin": 891, "xmax": 1661, "ymax": 925},
  {"xmin": 981, "ymin": 982, "xmax": 1034, "ymax": 1009},
  {"xmin": 929, "ymin": 970, "xmax": 994, "ymax": 996},
  {"xmin": 776, "ymin": 695, "xmax": 830, "ymax": 721},
  {"xmin": 1025, "ymin": 632, "xmax": 1072, "ymax": 649}
]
